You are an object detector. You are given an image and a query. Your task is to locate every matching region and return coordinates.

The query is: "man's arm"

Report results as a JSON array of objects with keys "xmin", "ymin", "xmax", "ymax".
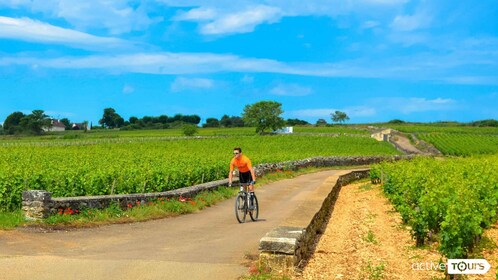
[
  {"xmin": 250, "ymin": 168, "xmax": 256, "ymax": 184},
  {"xmin": 228, "ymin": 160, "xmax": 234, "ymax": 186}
]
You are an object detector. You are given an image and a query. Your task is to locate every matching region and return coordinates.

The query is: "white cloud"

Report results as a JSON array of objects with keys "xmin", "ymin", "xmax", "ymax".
[
  {"xmin": 362, "ymin": 20, "xmax": 380, "ymax": 29},
  {"xmin": 289, "ymin": 106, "xmax": 376, "ymax": 119},
  {"xmin": 0, "ymin": 0, "xmax": 160, "ymax": 34},
  {"xmin": 391, "ymin": 15, "xmax": 425, "ymax": 31},
  {"xmin": 270, "ymin": 83, "xmax": 312, "ymax": 96},
  {"xmin": 44, "ymin": 110, "xmax": 76, "ymax": 118},
  {"xmin": 343, "ymin": 106, "xmax": 377, "ymax": 117},
  {"xmin": 241, "ymin": 75, "xmax": 254, "ymax": 83},
  {"xmin": 0, "ymin": 16, "xmax": 133, "ymax": 50},
  {"xmin": 390, "ymin": 4, "xmax": 432, "ymax": 32},
  {"xmin": 441, "ymin": 76, "xmax": 498, "ymax": 86},
  {"xmin": 370, "ymin": 97, "xmax": 458, "ymax": 114},
  {"xmin": 200, "ymin": 5, "xmax": 282, "ymax": 35},
  {"xmin": 1, "ymin": 49, "xmax": 497, "ymax": 86},
  {"xmin": 171, "ymin": 77, "xmax": 215, "ymax": 92},
  {"xmin": 174, "ymin": 7, "xmax": 217, "ymax": 21},
  {"xmin": 122, "ymin": 84, "xmax": 135, "ymax": 94},
  {"xmin": 289, "ymin": 108, "xmax": 335, "ymax": 118}
]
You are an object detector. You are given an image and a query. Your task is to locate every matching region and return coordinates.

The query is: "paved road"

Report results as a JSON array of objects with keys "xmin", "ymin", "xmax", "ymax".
[{"xmin": 0, "ymin": 170, "xmax": 350, "ymax": 280}]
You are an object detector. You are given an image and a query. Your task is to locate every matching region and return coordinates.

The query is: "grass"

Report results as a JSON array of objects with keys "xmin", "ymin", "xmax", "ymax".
[
  {"xmin": 364, "ymin": 229, "xmax": 378, "ymax": 244},
  {"xmin": 365, "ymin": 260, "xmax": 385, "ymax": 280},
  {"xmin": 40, "ymin": 186, "xmax": 236, "ymax": 228},
  {"xmin": 0, "ymin": 210, "xmax": 24, "ymax": 230},
  {"xmin": 0, "ymin": 166, "xmax": 346, "ymax": 230}
]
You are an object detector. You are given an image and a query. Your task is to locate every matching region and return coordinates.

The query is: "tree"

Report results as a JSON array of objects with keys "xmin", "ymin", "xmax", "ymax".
[
  {"xmin": 99, "ymin": 108, "xmax": 124, "ymax": 128},
  {"xmin": 182, "ymin": 115, "xmax": 201, "ymax": 125},
  {"xmin": 19, "ymin": 110, "xmax": 51, "ymax": 135},
  {"xmin": 286, "ymin": 118, "xmax": 309, "ymax": 126},
  {"xmin": 203, "ymin": 118, "xmax": 220, "ymax": 128},
  {"xmin": 331, "ymin": 110, "xmax": 350, "ymax": 124},
  {"xmin": 3, "ymin": 111, "xmax": 25, "ymax": 134},
  {"xmin": 220, "ymin": 115, "xmax": 232, "ymax": 127},
  {"xmin": 219, "ymin": 115, "xmax": 244, "ymax": 127},
  {"xmin": 231, "ymin": 116, "xmax": 245, "ymax": 127},
  {"xmin": 158, "ymin": 115, "xmax": 169, "ymax": 124},
  {"xmin": 388, "ymin": 119, "xmax": 405, "ymax": 124},
  {"xmin": 242, "ymin": 101, "xmax": 285, "ymax": 134},
  {"xmin": 129, "ymin": 116, "xmax": 139, "ymax": 124},
  {"xmin": 60, "ymin": 118, "xmax": 71, "ymax": 130},
  {"xmin": 316, "ymin": 119, "xmax": 327, "ymax": 126}
]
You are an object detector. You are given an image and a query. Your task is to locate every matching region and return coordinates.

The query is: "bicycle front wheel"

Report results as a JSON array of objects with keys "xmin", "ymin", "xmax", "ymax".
[
  {"xmin": 249, "ymin": 194, "xmax": 259, "ymax": 221},
  {"xmin": 235, "ymin": 193, "xmax": 247, "ymax": 223}
]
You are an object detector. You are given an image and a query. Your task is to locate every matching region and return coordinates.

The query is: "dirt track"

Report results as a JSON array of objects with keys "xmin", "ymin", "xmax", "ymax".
[{"xmin": 0, "ymin": 169, "xmax": 351, "ymax": 280}]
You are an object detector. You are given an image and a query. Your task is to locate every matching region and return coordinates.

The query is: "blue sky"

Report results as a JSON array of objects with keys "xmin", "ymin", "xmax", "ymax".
[{"xmin": 1, "ymin": 0, "xmax": 497, "ymax": 125}]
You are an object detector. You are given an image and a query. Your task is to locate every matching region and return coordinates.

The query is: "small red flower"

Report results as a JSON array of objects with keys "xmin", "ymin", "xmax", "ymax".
[
  {"xmin": 127, "ymin": 203, "xmax": 133, "ymax": 208},
  {"xmin": 179, "ymin": 196, "xmax": 186, "ymax": 202}
]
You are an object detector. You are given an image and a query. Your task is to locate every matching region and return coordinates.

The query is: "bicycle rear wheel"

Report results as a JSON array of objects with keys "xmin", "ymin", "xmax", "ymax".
[
  {"xmin": 249, "ymin": 194, "xmax": 259, "ymax": 221},
  {"xmin": 235, "ymin": 193, "xmax": 247, "ymax": 223}
]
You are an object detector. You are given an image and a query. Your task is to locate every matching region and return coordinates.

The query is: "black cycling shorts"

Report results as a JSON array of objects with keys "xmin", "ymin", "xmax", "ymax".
[{"xmin": 239, "ymin": 171, "xmax": 252, "ymax": 184}]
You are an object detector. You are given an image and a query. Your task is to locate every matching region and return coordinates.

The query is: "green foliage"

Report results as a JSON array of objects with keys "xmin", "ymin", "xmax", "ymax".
[
  {"xmin": 3, "ymin": 111, "xmax": 25, "ymax": 134},
  {"xmin": 331, "ymin": 110, "xmax": 350, "ymax": 124},
  {"xmin": 0, "ymin": 134, "xmax": 399, "ymax": 211},
  {"xmin": 418, "ymin": 134, "xmax": 498, "ymax": 156},
  {"xmin": 316, "ymin": 119, "xmax": 327, "ymax": 126},
  {"xmin": 182, "ymin": 124, "xmax": 198, "ymax": 136},
  {"xmin": 19, "ymin": 110, "xmax": 52, "ymax": 135},
  {"xmin": 470, "ymin": 119, "xmax": 498, "ymax": 127},
  {"xmin": 371, "ymin": 156, "xmax": 498, "ymax": 259},
  {"xmin": 0, "ymin": 210, "xmax": 24, "ymax": 229},
  {"xmin": 242, "ymin": 101, "xmax": 285, "ymax": 134},
  {"xmin": 388, "ymin": 119, "xmax": 405, "ymax": 124},
  {"xmin": 388, "ymin": 124, "xmax": 498, "ymax": 156},
  {"xmin": 220, "ymin": 115, "xmax": 245, "ymax": 127},
  {"xmin": 203, "ymin": 117, "xmax": 220, "ymax": 128},
  {"xmin": 99, "ymin": 108, "xmax": 124, "ymax": 128},
  {"xmin": 60, "ymin": 118, "xmax": 71, "ymax": 130},
  {"xmin": 286, "ymin": 118, "xmax": 309, "ymax": 126}
]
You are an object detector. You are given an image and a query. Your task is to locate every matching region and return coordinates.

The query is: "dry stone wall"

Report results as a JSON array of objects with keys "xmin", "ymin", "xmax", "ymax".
[{"xmin": 22, "ymin": 155, "xmax": 413, "ymax": 220}]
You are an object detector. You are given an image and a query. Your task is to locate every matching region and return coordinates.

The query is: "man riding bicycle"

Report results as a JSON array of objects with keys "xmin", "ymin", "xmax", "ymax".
[{"xmin": 228, "ymin": 147, "xmax": 256, "ymax": 208}]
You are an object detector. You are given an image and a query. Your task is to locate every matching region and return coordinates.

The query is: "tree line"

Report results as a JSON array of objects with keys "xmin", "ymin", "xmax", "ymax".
[{"xmin": 0, "ymin": 101, "xmax": 353, "ymax": 136}]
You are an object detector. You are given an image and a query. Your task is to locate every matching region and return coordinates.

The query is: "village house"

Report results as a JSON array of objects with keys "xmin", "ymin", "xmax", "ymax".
[{"xmin": 43, "ymin": 119, "xmax": 66, "ymax": 132}]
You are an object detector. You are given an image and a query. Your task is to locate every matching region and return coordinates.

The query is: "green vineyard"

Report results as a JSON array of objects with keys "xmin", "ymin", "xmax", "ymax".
[
  {"xmin": 417, "ymin": 133, "xmax": 498, "ymax": 156},
  {"xmin": 371, "ymin": 156, "xmax": 498, "ymax": 259},
  {"xmin": 0, "ymin": 134, "xmax": 399, "ymax": 211}
]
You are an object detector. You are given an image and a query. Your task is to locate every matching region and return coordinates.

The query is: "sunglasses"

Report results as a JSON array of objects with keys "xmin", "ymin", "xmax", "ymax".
[{"xmin": 233, "ymin": 152, "xmax": 240, "ymax": 155}]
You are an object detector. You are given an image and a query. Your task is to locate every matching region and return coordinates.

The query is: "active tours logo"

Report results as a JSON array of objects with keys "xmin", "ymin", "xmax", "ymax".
[
  {"xmin": 447, "ymin": 259, "xmax": 490, "ymax": 275},
  {"xmin": 412, "ymin": 259, "xmax": 491, "ymax": 275}
]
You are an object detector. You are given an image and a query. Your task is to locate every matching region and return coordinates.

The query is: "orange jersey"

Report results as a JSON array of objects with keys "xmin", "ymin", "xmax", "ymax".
[{"xmin": 230, "ymin": 154, "xmax": 253, "ymax": 173}]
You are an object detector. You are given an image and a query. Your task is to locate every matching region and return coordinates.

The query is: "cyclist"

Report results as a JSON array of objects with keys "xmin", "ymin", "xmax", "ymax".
[{"xmin": 228, "ymin": 147, "xmax": 256, "ymax": 208}]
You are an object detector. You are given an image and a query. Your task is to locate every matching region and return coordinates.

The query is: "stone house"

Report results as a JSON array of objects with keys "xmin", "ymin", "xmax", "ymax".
[{"xmin": 371, "ymin": 128, "xmax": 393, "ymax": 141}]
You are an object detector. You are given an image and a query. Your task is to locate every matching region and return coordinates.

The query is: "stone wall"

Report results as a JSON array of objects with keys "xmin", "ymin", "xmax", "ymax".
[
  {"xmin": 22, "ymin": 155, "xmax": 412, "ymax": 220},
  {"xmin": 259, "ymin": 170, "xmax": 371, "ymax": 274}
]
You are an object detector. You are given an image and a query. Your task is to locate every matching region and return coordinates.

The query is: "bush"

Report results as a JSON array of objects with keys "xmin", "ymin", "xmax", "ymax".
[{"xmin": 182, "ymin": 124, "xmax": 198, "ymax": 136}]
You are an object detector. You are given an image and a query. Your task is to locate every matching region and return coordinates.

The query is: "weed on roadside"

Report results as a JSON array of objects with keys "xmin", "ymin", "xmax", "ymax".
[
  {"xmin": 0, "ymin": 210, "xmax": 24, "ymax": 230},
  {"xmin": 365, "ymin": 260, "xmax": 385, "ymax": 280}
]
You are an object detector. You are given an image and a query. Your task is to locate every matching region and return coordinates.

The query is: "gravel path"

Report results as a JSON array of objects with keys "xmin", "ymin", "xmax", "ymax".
[{"xmin": 296, "ymin": 182, "xmax": 498, "ymax": 280}]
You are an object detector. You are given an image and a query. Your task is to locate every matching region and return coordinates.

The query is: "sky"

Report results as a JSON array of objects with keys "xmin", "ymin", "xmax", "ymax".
[{"xmin": 1, "ymin": 0, "xmax": 497, "ymax": 125}]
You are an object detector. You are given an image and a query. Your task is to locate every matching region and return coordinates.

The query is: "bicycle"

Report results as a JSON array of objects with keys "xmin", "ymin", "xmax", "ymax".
[{"xmin": 234, "ymin": 183, "xmax": 259, "ymax": 223}]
